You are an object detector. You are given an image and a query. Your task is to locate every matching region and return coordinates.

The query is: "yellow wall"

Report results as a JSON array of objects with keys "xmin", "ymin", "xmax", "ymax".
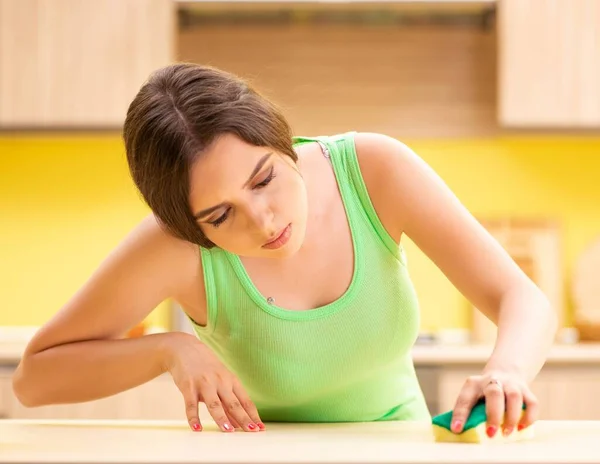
[
  {"xmin": 0, "ymin": 134, "xmax": 169, "ymax": 329},
  {"xmin": 404, "ymin": 137, "xmax": 600, "ymax": 331},
  {"xmin": 1, "ymin": 135, "xmax": 599, "ymax": 332}
]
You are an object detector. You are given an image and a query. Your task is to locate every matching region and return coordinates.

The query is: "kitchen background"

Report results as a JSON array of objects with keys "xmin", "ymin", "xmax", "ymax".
[{"xmin": 1, "ymin": 0, "xmax": 599, "ymax": 421}]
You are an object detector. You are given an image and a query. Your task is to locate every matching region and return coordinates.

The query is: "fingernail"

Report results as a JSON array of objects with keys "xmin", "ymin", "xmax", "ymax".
[
  {"xmin": 451, "ymin": 420, "xmax": 462, "ymax": 433},
  {"xmin": 518, "ymin": 424, "xmax": 526, "ymax": 431},
  {"xmin": 192, "ymin": 423, "xmax": 201, "ymax": 431},
  {"xmin": 257, "ymin": 422, "xmax": 265, "ymax": 430},
  {"xmin": 486, "ymin": 426, "xmax": 497, "ymax": 438},
  {"xmin": 503, "ymin": 426, "xmax": 513, "ymax": 436},
  {"xmin": 248, "ymin": 423, "xmax": 257, "ymax": 430},
  {"xmin": 223, "ymin": 423, "xmax": 233, "ymax": 431}
]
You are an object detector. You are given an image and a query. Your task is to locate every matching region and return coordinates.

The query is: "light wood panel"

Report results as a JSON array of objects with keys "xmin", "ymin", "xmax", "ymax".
[
  {"xmin": 470, "ymin": 219, "xmax": 563, "ymax": 345},
  {"xmin": 4, "ymin": 374, "xmax": 204, "ymax": 421},
  {"xmin": 438, "ymin": 366, "xmax": 600, "ymax": 420},
  {"xmin": 0, "ymin": 367, "xmax": 12, "ymax": 419},
  {"xmin": 0, "ymin": 0, "xmax": 175, "ymax": 128},
  {"xmin": 5, "ymin": 364, "xmax": 600, "ymax": 421},
  {"xmin": 498, "ymin": 0, "xmax": 600, "ymax": 128},
  {"xmin": 178, "ymin": 23, "xmax": 497, "ymax": 138}
]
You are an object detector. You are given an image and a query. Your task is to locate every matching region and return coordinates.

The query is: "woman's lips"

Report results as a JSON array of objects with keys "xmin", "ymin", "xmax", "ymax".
[{"xmin": 262, "ymin": 223, "xmax": 292, "ymax": 250}]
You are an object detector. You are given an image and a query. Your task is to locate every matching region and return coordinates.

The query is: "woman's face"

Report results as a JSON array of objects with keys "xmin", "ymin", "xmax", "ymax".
[{"xmin": 189, "ymin": 133, "xmax": 308, "ymax": 258}]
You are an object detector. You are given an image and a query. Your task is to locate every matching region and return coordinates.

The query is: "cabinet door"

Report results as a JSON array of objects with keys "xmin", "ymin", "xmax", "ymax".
[
  {"xmin": 530, "ymin": 366, "xmax": 600, "ymax": 420},
  {"xmin": 498, "ymin": 0, "xmax": 600, "ymax": 127},
  {"xmin": 0, "ymin": 367, "xmax": 13, "ymax": 419},
  {"xmin": 0, "ymin": 0, "xmax": 174, "ymax": 128},
  {"xmin": 5, "ymin": 374, "xmax": 210, "ymax": 421},
  {"xmin": 438, "ymin": 365, "xmax": 600, "ymax": 420}
]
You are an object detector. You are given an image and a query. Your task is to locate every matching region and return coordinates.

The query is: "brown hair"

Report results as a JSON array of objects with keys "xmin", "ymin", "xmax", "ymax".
[{"xmin": 123, "ymin": 62, "xmax": 297, "ymax": 248}]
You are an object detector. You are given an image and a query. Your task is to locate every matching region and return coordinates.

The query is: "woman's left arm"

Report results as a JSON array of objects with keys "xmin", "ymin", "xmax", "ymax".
[{"xmin": 354, "ymin": 133, "xmax": 558, "ymax": 438}]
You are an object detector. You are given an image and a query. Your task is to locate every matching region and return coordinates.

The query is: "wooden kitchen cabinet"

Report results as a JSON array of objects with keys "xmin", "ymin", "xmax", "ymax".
[
  {"xmin": 437, "ymin": 365, "xmax": 600, "ymax": 420},
  {"xmin": 0, "ymin": 367, "xmax": 13, "ymax": 419},
  {"xmin": 498, "ymin": 0, "xmax": 600, "ymax": 128},
  {"xmin": 0, "ymin": 0, "xmax": 175, "ymax": 128},
  {"xmin": 2, "ymin": 361, "xmax": 599, "ymax": 421},
  {"xmin": 3, "ymin": 373, "xmax": 209, "ymax": 422}
]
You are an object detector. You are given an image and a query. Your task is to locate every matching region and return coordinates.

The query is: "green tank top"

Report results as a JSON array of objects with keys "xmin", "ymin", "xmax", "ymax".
[{"xmin": 189, "ymin": 132, "xmax": 430, "ymax": 423}]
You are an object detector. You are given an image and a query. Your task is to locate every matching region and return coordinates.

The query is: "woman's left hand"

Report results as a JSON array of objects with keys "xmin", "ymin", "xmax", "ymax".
[{"xmin": 449, "ymin": 370, "xmax": 539, "ymax": 438}]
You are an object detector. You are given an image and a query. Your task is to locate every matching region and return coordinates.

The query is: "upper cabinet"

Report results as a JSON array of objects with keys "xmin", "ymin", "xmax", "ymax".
[
  {"xmin": 0, "ymin": 0, "xmax": 175, "ymax": 129},
  {"xmin": 498, "ymin": 0, "xmax": 600, "ymax": 128},
  {"xmin": 3, "ymin": 0, "xmax": 597, "ymax": 131}
]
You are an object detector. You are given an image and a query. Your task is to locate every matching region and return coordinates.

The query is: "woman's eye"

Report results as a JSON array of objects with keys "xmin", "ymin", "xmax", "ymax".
[
  {"xmin": 206, "ymin": 169, "xmax": 275, "ymax": 229},
  {"xmin": 208, "ymin": 210, "xmax": 229, "ymax": 228},
  {"xmin": 254, "ymin": 167, "xmax": 276, "ymax": 189}
]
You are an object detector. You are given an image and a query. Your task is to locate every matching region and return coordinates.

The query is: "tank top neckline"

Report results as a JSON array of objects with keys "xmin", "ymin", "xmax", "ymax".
[{"xmin": 222, "ymin": 135, "xmax": 365, "ymax": 321}]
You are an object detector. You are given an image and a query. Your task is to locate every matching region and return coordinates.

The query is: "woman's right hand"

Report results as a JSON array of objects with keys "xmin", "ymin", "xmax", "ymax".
[{"xmin": 163, "ymin": 333, "xmax": 265, "ymax": 433}]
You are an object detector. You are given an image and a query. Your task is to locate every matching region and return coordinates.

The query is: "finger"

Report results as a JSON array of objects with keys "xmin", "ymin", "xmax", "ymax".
[
  {"xmin": 179, "ymin": 381, "xmax": 202, "ymax": 432},
  {"xmin": 225, "ymin": 410, "xmax": 242, "ymax": 430},
  {"xmin": 200, "ymin": 387, "xmax": 235, "ymax": 432},
  {"xmin": 233, "ymin": 380, "xmax": 265, "ymax": 431},
  {"xmin": 502, "ymin": 384, "xmax": 523, "ymax": 436},
  {"xmin": 219, "ymin": 388, "xmax": 259, "ymax": 432},
  {"xmin": 450, "ymin": 377, "xmax": 480, "ymax": 433},
  {"xmin": 483, "ymin": 380, "xmax": 505, "ymax": 439},
  {"xmin": 518, "ymin": 387, "xmax": 539, "ymax": 431}
]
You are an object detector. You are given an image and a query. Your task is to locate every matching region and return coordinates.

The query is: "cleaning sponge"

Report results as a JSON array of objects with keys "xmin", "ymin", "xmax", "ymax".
[{"xmin": 431, "ymin": 398, "xmax": 534, "ymax": 443}]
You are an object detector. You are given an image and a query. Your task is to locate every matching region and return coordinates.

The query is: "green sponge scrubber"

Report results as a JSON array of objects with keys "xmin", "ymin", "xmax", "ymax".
[{"xmin": 431, "ymin": 398, "xmax": 534, "ymax": 443}]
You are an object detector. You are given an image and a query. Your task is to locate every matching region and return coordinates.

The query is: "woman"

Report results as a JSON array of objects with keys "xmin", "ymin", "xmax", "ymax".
[{"xmin": 13, "ymin": 63, "xmax": 556, "ymax": 437}]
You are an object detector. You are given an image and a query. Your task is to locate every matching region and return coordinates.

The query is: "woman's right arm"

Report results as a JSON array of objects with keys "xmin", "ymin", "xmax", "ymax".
[
  {"xmin": 12, "ymin": 215, "xmax": 201, "ymax": 407},
  {"xmin": 13, "ymin": 215, "xmax": 265, "ymax": 433}
]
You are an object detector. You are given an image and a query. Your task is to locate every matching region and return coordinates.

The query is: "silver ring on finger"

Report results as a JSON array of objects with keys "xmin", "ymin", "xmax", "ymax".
[{"xmin": 487, "ymin": 377, "xmax": 503, "ymax": 390}]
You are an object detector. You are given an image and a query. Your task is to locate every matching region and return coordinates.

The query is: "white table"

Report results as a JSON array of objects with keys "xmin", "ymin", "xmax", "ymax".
[{"xmin": 2, "ymin": 419, "xmax": 600, "ymax": 464}]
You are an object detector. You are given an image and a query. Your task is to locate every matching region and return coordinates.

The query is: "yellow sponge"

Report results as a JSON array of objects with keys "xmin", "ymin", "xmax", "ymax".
[{"xmin": 431, "ymin": 399, "xmax": 534, "ymax": 443}]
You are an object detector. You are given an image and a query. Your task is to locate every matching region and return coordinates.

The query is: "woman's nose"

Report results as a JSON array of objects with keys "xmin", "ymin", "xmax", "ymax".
[{"xmin": 245, "ymin": 201, "xmax": 275, "ymax": 234}]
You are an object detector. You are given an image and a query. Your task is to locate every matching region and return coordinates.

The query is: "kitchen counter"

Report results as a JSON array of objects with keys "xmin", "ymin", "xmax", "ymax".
[
  {"xmin": 2, "ymin": 324, "xmax": 600, "ymax": 366},
  {"xmin": 4, "ymin": 340, "xmax": 600, "ymax": 366},
  {"xmin": 410, "ymin": 342, "xmax": 600, "ymax": 365},
  {"xmin": 1, "ymin": 418, "xmax": 600, "ymax": 464},
  {"xmin": 0, "ymin": 343, "xmax": 26, "ymax": 365}
]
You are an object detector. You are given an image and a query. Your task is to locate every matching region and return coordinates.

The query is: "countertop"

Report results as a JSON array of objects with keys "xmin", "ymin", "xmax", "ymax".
[
  {"xmin": 2, "ymin": 326, "xmax": 600, "ymax": 366},
  {"xmin": 0, "ymin": 343, "xmax": 28, "ymax": 365},
  {"xmin": 2, "ymin": 418, "xmax": 600, "ymax": 464},
  {"xmin": 408, "ymin": 342, "xmax": 600, "ymax": 365},
  {"xmin": 4, "ymin": 340, "xmax": 600, "ymax": 366}
]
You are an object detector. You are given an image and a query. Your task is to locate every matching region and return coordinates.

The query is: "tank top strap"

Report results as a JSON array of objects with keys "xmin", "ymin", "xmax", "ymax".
[{"xmin": 294, "ymin": 132, "xmax": 405, "ymax": 263}]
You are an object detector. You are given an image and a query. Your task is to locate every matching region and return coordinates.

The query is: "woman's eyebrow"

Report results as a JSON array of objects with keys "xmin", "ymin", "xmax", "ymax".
[
  {"xmin": 193, "ymin": 152, "xmax": 272, "ymax": 219},
  {"xmin": 242, "ymin": 152, "xmax": 272, "ymax": 188}
]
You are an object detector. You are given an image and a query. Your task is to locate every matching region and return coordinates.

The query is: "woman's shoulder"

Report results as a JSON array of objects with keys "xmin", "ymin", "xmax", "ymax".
[
  {"xmin": 127, "ymin": 214, "xmax": 208, "ymax": 323},
  {"xmin": 126, "ymin": 214, "xmax": 204, "ymax": 297},
  {"xmin": 347, "ymin": 132, "xmax": 422, "ymax": 241},
  {"xmin": 319, "ymin": 131, "xmax": 417, "ymax": 175},
  {"xmin": 131, "ymin": 214, "xmax": 200, "ymax": 262}
]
